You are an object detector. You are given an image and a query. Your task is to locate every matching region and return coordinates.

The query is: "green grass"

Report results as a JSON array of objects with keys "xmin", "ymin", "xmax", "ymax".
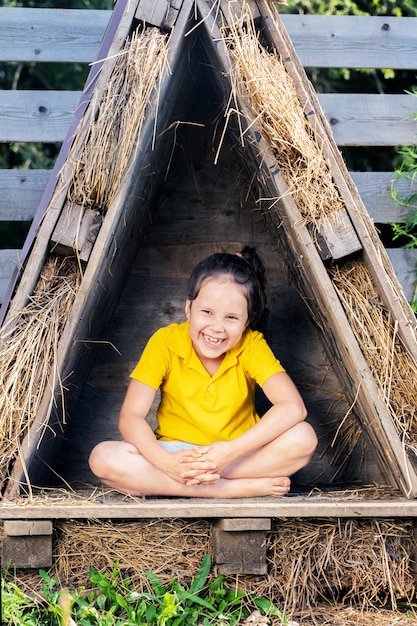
[{"xmin": 1, "ymin": 555, "xmax": 287, "ymax": 626}]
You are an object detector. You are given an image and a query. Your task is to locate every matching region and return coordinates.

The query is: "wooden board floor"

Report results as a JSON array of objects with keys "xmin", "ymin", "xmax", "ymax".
[{"xmin": 53, "ymin": 109, "xmax": 384, "ymax": 495}]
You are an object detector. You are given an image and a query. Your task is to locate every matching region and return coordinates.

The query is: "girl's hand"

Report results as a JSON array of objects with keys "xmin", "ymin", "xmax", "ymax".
[
  {"xmin": 161, "ymin": 449, "xmax": 220, "ymax": 485},
  {"xmin": 179, "ymin": 442, "xmax": 236, "ymax": 483}
]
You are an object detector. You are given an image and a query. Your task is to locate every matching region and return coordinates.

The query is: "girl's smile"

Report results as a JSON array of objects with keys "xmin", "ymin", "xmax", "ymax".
[{"xmin": 185, "ymin": 276, "xmax": 249, "ymax": 371}]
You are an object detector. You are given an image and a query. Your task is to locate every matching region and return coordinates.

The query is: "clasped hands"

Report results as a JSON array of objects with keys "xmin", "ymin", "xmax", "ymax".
[{"xmin": 163, "ymin": 441, "xmax": 235, "ymax": 486}]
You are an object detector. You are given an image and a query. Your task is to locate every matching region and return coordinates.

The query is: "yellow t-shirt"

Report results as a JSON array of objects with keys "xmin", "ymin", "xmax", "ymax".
[{"xmin": 130, "ymin": 321, "xmax": 285, "ymax": 445}]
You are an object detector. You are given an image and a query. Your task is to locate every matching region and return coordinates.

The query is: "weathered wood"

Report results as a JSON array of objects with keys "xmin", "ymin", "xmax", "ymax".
[
  {"xmin": 3, "ymin": 520, "xmax": 53, "ymax": 536},
  {"xmin": 0, "ymin": 90, "xmax": 80, "ymax": 143},
  {"xmin": 4, "ymin": 497, "xmax": 417, "ymax": 519},
  {"xmin": 351, "ymin": 171, "xmax": 417, "ymax": 223},
  {"xmin": 0, "ymin": 8, "xmax": 111, "ymax": 63},
  {"xmin": 1, "ymin": 10, "xmax": 416, "ymax": 70},
  {"xmin": 386, "ymin": 248, "xmax": 417, "ymax": 303},
  {"xmin": 0, "ymin": 250, "xmax": 19, "ymax": 304},
  {"xmin": 309, "ymin": 208, "xmax": 362, "ymax": 261},
  {"xmin": 216, "ymin": 518, "xmax": 271, "ymax": 531},
  {"xmin": 2, "ymin": 520, "xmax": 53, "ymax": 569},
  {"xmin": 0, "ymin": 170, "xmax": 50, "ymax": 221},
  {"xmin": 280, "ymin": 14, "xmax": 417, "ymax": 70},
  {"xmin": 135, "ymin": 0, "xmax": 169, "ymax": 28},
  {"xmin": 2, "ymin": 534, "xmax": 53, "ymax": 569},
  {"xmin": 2, "ymin": 90, "xmax": 415, "ymax": 145},
  {"xmin": 50, "ymin": 202, "xmax": 103, "ymax": 263},
  {"xmin": 317, "ymin": 93, "xmax": 417, "ymax": 146},
  {"xmin": 212, "ymin": 526, "xmax": 268, "ymax": 574}
]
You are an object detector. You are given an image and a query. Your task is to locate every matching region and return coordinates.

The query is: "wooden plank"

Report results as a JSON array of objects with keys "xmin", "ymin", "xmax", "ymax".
[
  {"xmin": 0, "ymin": 170, "xmax": 50, "ymax": 221},
  {"xmin": 0, "ymin": 90, "xmax": 80, "ymax": 143},
  {"xmin": 1, "ymin": 90, "xmax": 415, "ymax": 146},
  {"xmin": 351, "ymin": 171, "xmax": 417, "ymax": 223},
  {"xmin": 281, "ymin": 15, "xmax": 417, "ymax": 70},
  {"xmin": 317, "ymin": 93, "xmax": 417, "ymax": 146},
  {"xmin": 1, "ymin": 10, "xmax": 416, "ymax": 71},
  {"xmin": 386, "ymin": 248, "xmax": 416, "ymax": 303},
  {"xmin": 135, "ymin": 0, "xmax": 169, "ymax": 28},
  {"xmin": 3, "ymin": 497, "xmax": 417, "ymax": 519},
  {"xmin": 50, "ymin": 202, "xmax": 103, "ymax": 263},
  {"xmin": 0, "ymin": 8, "xmax": 111, "ymax": 63}
]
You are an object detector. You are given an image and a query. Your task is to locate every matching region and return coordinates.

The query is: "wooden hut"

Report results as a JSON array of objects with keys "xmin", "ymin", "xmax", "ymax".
[{"xmin": 1, "ymin": 0, "xmax": 417, "ymax": 611}]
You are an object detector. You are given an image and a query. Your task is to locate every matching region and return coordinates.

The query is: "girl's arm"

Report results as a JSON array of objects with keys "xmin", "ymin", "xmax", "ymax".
[{"xmin": 119, "ymin": 379, "xmax": 218, "ymax": 484}]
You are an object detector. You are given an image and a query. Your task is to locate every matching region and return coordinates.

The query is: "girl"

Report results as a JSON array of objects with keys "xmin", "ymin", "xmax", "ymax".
[{"xmin": 89, "ymin": 247, "xmax": 317, "ymax": 498}]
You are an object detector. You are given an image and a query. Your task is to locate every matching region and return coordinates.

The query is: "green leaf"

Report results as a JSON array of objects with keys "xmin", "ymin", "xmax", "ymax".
[
  {"xmin": 189, "ymin": 554, "xmax": 211, "ymax": 594},
  {"xmin": 144, "ymin": 571, "xmax": 167, "ymax": 597}
]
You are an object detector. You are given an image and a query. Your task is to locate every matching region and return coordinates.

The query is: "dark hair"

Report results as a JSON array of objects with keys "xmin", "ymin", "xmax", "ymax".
[{"xmin": 187, "ymin": 246, "xmax": 269, "ymax": 333}]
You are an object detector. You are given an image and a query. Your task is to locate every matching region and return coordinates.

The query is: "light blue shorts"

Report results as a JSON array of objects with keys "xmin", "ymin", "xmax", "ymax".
[{"xmin": 157, "ymin": 440, "xmax": 201, "ymax": 453}]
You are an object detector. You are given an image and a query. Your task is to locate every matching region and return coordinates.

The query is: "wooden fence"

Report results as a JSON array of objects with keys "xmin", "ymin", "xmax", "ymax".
[{"xmin": 0, "ymin": 7, "xmax": 416, "ymax": 305}]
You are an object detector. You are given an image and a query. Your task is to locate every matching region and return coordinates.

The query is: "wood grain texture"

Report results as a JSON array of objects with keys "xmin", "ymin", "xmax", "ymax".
[{"xmin": 0, "ymin": 7, "xmax": 110, "ymax": 63}]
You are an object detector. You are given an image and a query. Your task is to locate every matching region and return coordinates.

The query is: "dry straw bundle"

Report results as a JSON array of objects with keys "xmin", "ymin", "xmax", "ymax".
[
  {"xmin": 0, "ymin": 257, "xmax": 80, "ymax": 488},
  {"xmin": 265, "ymin": 518, "xmax": 416, "ymax": 612},
  {"xmin": 330, "ymin": 260, "xmax": 417, "ymax": 452},
  {"xmin": 68, "ymin": 26, "xmax": 169, "ymax": 213},
  {"xmin": 53, "ymin": 518, "xmax": 212, "ymax": 589},
  {"xmin": 222, "ymin": 6, "xmax": 345, "ymax": 227}
]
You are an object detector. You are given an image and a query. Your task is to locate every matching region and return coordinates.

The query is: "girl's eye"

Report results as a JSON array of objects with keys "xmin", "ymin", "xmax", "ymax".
[{"xmin": 227, "ymin": 315, "xmax": 238, "ymax": 321}]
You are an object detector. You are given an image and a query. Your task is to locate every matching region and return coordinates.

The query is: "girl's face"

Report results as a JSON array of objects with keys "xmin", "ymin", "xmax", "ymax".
[{"xmin": 185, "ymin": 276, "xmax": 249, "ymax": 366}]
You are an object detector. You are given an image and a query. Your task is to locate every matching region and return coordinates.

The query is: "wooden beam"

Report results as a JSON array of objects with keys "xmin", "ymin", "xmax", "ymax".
[{"xmin": 3, "ymin": 496, "xmax": 417, "ymax": 519}]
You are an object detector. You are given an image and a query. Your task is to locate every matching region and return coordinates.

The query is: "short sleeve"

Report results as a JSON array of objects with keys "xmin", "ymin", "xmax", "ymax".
[
  {"xmin": 130, "ymin": 327, "xmax": 172, "ymax": 390},
  {"xmin": 243, "ymin": 331, "xmax": 285, "ymax": 387}
]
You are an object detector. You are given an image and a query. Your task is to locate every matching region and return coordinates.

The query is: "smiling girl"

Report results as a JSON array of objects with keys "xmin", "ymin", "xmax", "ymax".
[{"xmin": 89, "ymin": 247, "xmax": 317, "ymax": 498}]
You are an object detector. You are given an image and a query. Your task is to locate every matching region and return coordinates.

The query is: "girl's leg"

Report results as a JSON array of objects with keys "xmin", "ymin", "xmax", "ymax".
[
  {"xmin": 221, "ymin": 421, "xmax": 318, "ymax": 480},
  {"xmin": 88, "ymin": 441, "xmax": 291, "ymax": 498}
]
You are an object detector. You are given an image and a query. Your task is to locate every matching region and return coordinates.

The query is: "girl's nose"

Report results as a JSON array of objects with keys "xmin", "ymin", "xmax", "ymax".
[{"xmin": 210, "ymin": 316, "xmax": 224, "ymax": 332}]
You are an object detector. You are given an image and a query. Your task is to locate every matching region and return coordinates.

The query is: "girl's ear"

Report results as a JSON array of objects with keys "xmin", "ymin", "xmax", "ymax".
[{"xmin": 185, "ymin": 300, "xmax": 191, "ymax": 320}]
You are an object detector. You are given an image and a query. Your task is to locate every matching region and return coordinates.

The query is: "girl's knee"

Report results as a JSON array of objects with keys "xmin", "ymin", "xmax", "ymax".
[
  {"xmin": 88, "ymin": 441, "xmax": 113, "ymax": 476},
  {"xmin": 297, "ymin": 421, "xmax": 318, "ymax": 456},
  {"xmin": 285, "ymin": 421, "xmax": 317, "ymax": 459}
]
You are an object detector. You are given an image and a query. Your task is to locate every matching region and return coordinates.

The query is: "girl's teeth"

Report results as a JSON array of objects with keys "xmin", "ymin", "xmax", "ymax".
[{"xmin": 205, "ymin": 335, "xmax": 222, "ymax": 345}]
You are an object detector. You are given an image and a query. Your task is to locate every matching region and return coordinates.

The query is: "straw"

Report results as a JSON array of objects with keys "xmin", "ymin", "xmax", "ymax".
[
  {"xmin": 0, "ymin": 257, "xmax": 80, "ymax": 491},
  {"xmin": 68, "ymin": 26, "xmax": 169, "ymax": 213}
]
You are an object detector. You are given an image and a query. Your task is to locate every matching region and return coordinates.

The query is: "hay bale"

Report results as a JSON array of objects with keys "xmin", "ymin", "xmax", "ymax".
[{"xmin": 0, "ymin": 257, "xmax": 81, "ymax": 490}]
